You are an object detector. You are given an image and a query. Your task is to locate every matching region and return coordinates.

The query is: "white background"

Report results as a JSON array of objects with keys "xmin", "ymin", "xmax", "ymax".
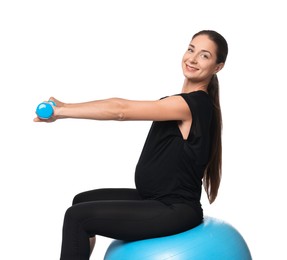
[{"xmin": 1, "ymin": 0, "xmax": 286, "ymax": 259}]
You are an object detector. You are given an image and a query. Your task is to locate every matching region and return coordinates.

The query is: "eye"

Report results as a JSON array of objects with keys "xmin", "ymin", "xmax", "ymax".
[
  {"xmin": 187, "ymin": 47, "xmax": 194, "ymax": 53},
  {"xmin": 200, "ymin": 53, "xmax": 210, "ymax": 59}
]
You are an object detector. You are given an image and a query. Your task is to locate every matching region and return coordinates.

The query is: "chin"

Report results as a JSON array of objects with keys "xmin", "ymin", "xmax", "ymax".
[{"xmin": 183, "ymin": 73, "xmax": 197, "ymax": 81}]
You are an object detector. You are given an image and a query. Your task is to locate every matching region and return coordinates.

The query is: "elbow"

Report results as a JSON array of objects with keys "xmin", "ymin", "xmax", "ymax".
[
  {"xmin": 111, "ymin": 98, "xmax": 127, "ymax": 121},
  {"xmin": 117, "ymin": 111, "xmax": 126, "ymax": 121}
]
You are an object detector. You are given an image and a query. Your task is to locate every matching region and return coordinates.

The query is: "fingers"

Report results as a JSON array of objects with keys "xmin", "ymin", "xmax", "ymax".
[
  {"xmin": 49, "ymin": 97, "xmax": 64, "ymax": 107},
  {"xmin": 33, "ymin": 116, "xmax": 55, "ymax": 123},
  {"xmin": 49, "ymin": 97, "xmax": 56, "ymax": 103}
]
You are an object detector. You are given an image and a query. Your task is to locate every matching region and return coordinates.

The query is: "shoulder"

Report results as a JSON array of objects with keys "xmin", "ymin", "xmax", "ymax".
[
  {"xmin": 178, "ymin": 91, "xmax": 212, "ymax": 112},
  {"xmin": 180, "ymin": 90, "xmax": 211, "ymax": 102}
]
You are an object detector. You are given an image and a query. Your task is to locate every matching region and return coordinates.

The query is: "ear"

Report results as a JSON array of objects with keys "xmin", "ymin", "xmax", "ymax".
[{"xmin": 214, "ymin": 62, "xmax": 225, "ymax": 74}]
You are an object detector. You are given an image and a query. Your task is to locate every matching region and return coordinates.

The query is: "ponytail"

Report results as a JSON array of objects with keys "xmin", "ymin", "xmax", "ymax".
[
  {"xmin": 204, "ymin": 74, "xmax": 222, "ymax": 204},
  {"xmin": 192, "ymin": 30, "xmax": 228, "ymax": 204}
]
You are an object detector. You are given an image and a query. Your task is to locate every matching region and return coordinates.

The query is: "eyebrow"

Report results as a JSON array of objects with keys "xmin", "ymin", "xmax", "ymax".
[{"xmin": 189, "ymin": 44, "xmax": 212, "ymax": 56}]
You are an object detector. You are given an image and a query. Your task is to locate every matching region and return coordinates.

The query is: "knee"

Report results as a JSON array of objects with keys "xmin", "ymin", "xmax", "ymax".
[
  {"xmin": 72, "ymin": 192, "xmax": 85, "ymax": 205},
  {"xmin": 64, "ymin": 204, "xmax": 84, "ymax": 225},
  {"xmin": 64, "ymin": 205, "xmax": 77, "ymax": 223}
]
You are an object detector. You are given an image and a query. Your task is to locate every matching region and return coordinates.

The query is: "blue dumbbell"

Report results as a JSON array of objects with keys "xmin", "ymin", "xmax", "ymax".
[{"xmin": 36, "ymin": 100, "xmax": 56, "ymax": 119}]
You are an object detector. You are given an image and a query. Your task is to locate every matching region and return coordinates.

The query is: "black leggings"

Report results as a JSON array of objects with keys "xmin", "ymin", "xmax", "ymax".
[{"xmin": 60, "ymin": 188, "xmax": 203, "ymax": 260}]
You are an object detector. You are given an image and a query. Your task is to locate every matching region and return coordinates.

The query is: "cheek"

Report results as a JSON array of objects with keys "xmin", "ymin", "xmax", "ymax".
[
  {"xmin": 202, "ymin": 62, "xmax": 217, "ymax": 73},
  {"xmin": 181, "ymin": 57, "xmax": 186, "ymax": 68},
  {"xmin": 181, "ymin": 55, "xmax": 189, "ymax": 69},
  {"xmin": 182, "ymin": 53, "xmax": 189, "ymax": 63},
  {"xmin": 181, "ymin": 56, "xmax": 185, "ymax": 65}
]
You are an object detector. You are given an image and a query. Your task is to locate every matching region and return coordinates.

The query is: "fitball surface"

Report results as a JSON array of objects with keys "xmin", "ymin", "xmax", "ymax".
[
  {"xmin": 36, "ymin": 102, "xmax": 54, "ymax": 119},
  {"xmin": 104, "ymin": 216, "xmax": 252, "ymax": 260}
]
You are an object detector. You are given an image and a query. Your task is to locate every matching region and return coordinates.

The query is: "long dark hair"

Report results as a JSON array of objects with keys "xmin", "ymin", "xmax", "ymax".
[{"xmin": 192, "ymin": 30, "xmax": 228, "ymax": 203}]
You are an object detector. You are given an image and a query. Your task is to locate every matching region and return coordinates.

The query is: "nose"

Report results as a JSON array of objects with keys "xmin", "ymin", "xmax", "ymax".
[{"xmin": 188, "ymin": 53, "xmax": 198, "ymax": 64}]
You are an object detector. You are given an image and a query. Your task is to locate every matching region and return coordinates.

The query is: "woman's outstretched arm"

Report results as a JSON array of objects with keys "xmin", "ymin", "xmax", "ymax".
[{"xmin": 34, "ymin": 96, "xmax": 192, "ymax": 122}]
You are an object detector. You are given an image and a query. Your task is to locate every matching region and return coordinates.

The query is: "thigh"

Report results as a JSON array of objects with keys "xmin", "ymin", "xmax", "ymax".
[
  {"xmin": 72, "ymin": 188, "xmax": 141, "ymax": 205},
  {"xmin": 67, "ymin": 199, "xmax": 202, "ymax": 241}
]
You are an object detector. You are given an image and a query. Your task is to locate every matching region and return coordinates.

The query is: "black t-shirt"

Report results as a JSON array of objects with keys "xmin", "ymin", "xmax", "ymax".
[{"xmin": 135, "ymin": 91, "xmax": 213, "ymax": 204}]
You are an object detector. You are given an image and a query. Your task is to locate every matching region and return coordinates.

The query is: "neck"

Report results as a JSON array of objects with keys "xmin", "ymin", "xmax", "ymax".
[{"xmin": 181, "ymin": 78, "xmax": 208, "ymax": 94}]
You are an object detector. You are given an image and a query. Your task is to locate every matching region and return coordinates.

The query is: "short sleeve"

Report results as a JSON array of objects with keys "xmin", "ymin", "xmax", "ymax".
[
  {"xmin": 179, "ymin": 91, "xmax": 212, "ymax": 125},
  {"xmin": 178, "ymin": 91, "xmax": 213, "ymax": 163}
]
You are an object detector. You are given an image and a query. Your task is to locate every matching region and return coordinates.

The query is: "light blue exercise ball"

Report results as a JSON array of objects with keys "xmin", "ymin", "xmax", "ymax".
[{"xmin": 104, "ymin": 216, "xmax": 252, "ymax": 260}]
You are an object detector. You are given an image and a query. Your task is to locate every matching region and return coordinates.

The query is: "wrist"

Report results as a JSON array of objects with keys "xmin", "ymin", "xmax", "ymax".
[{"xmin": 54, "ymin": 106, "xmax": 66, "ymax": 119}]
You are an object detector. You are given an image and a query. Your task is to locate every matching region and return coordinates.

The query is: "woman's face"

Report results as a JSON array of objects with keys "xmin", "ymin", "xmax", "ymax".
[{"xmin": 182, "ymin": 34, "xmax": 223, "ymax": 83}]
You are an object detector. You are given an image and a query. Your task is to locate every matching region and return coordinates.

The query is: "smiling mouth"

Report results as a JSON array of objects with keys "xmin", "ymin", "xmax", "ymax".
[{"xmin": 186, "ymin": 64, "xmax": 198, "ymax": 72}]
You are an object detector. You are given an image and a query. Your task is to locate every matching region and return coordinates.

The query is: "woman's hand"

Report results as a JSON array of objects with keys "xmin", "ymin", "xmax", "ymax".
[{"xmin": 33, "ymin": 97, "xmax": 64, "ymax": 122}]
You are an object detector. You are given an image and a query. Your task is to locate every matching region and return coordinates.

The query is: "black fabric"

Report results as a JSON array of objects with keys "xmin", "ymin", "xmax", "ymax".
[
  {"xmin": 135, "ymin": 91, "xmax": 213, "ymax": 204},
  {"xmin": 60, "ymin": 188, "xmax": 203, "ymax": 260},
  {"xmin": 60, "ymin": 91, "xmax": 212, "ymax": 260}
]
